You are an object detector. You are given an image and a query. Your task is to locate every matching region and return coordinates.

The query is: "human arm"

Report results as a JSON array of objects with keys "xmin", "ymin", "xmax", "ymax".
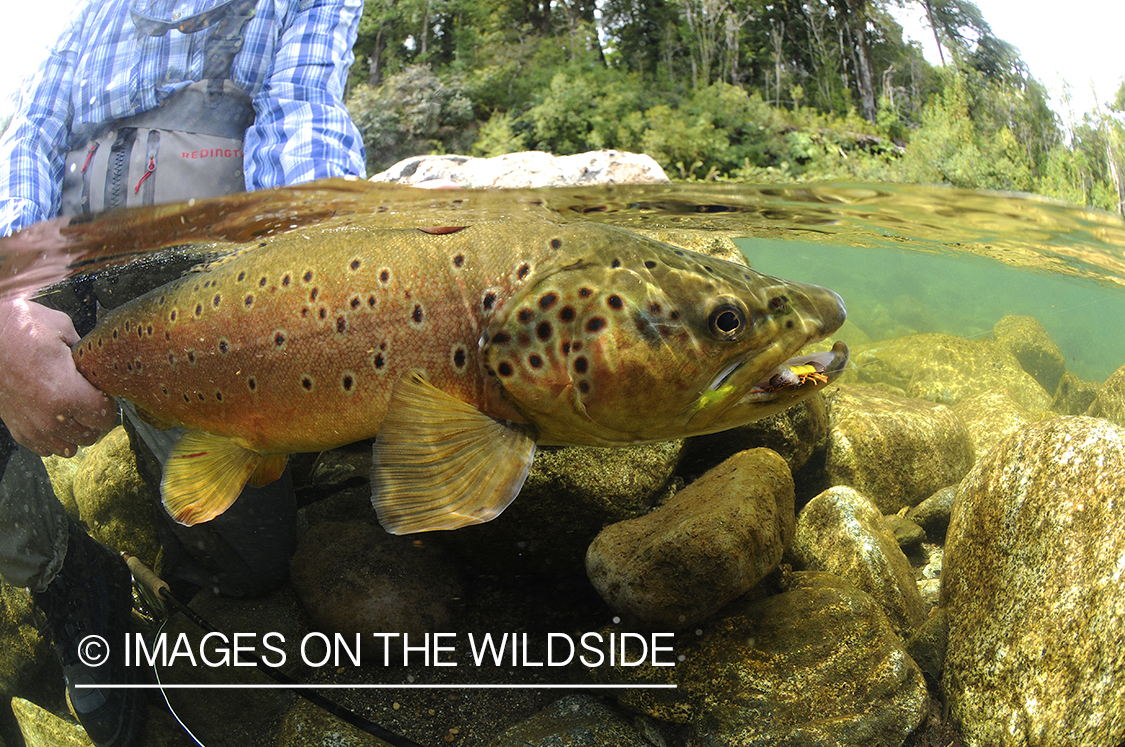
[
  {"xmin": 0, "ymin": 297, "xmax": 114, "ymax": 457},
  {"xmin": 242, "ymin": 0, "xmax": 366, "ymax": 188}
]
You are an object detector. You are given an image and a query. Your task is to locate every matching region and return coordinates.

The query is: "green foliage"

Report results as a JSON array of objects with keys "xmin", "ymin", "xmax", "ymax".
[{"xmin": 347, "ymin": 65, "xmax": 475, "ymax": 173}]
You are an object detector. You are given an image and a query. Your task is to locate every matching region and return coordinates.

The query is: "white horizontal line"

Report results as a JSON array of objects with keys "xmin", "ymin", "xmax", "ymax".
[{"xmin": 76, "ymin": 683, "xmax": 677, "ymax": 690}]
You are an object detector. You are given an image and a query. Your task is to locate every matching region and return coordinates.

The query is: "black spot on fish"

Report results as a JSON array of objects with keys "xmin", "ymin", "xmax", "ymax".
[
  {"xmin": 528, "ymin": 353, "xmax": 543, "ymax": 369},
  {"xmin": 342, "ymin": 374, "xmax": 354, "ymax": 391},
  {"xmin": 301, "ymin": 376, "xmax": 314, "ymax": 391},
  {"xmin": 350, "ymin": 297, "xmax": 361, "ymax": 310},
  {"xmin": 517, "ymin": 264, "xmax": 531, "ymax": 280},
  {"xmin": 412, "ymin": 304, "xmax": 424, "ymax": 324},
  {"xmin": 374, "ymin": 353, "xmax": 385, "ymax": 369},
  {"xmin": 611, "ymin": 259, "xmax": 621, "ymax": 269},
  {"xmin": 492, "ymin": 332, "xmax": 511, "ymax": 345},
  {"xmin": 482, "ymin": 292, "xmax": 497, "ymax": 311},
  {"xmin": 275, "ymin": 332, "xmax": 286, "ymax": 347},
  {"xmin": 586, "ymin": 317, "xmax": 606, "ymax": 333},
  {"xmin": 559, "ymin": 306, "xmax": 576, "ymax": 323},
  {"xmin": 536, "ymin": 322, "xmax": 552, "ymax": 341},
  {"xmin": 453, "ymin": 254, "xmax": 464, "ymax": 268},
  {"xmin": 337, "ymin": 316, "xmax": 347, "ymax": 334},
  {"xmin": 350, "ymin": 259, "xmax": 361, "ymax": 271},
  {"xmin": 380, "ymin": 269, "xmax": 390, "ymax": 284},
  {"xmin": 550, "ymin": 238, "xmax": 562, "ymax": 249},
  {"xmin": 578, "ymin": 287, "xmax": 592, "ymax": 299},
  {"xmin": 310, "ymin": 287, "xmax": 319, "ymax": 302},
  {"xmin": 539, "ymin": 292, "xmax": 558, "ymax": 310},
  {"xmin": 517, "ymin": 308, "xmax": 533, "ymax": 324},
  {"xmin": 453, "ymin": 347, "xmax": 467, "ymax": 369},
  {"xmin": 237, "ymin": 271, "xmax": 246, "ymax": 282},
  {"xmin": 644, "ymin": 260, "xmax": 657, "ymax": 269},
  {"xmin": 282, "ymin": 274, "xmax": 291, "ymax": 287},
  {"xmin": 244, "ymin": 295, "xmax": 253, "ymax": 308},
  {"xmin": 303, "ymin": 271, "xmax": 314, "ymax": 283},
  {"xmin": 498, "ymin": 362, "xmax": 513, "ymax": 377},
  {"xmin": 607, "ymin": 295, "xmax": 624, "ymax": 310},
  {"xmin": 574, "ymin": 356, "xmax": 588, "ymax": 374}
]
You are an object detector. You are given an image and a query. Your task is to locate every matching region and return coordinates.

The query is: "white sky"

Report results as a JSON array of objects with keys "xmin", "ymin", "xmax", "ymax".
[{"xmin": 1, "ymin": 0, "xmax": 1123, "ymax": 126}]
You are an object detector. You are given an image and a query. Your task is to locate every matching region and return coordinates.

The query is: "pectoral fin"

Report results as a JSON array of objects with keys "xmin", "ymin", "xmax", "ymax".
[
  {"xmin": 162, "ymin": 430, "xmax": 260, "ymax": 526},
  {"xmin": 372, "ymin": 371, "xmax": 537, "ymax": 534}
]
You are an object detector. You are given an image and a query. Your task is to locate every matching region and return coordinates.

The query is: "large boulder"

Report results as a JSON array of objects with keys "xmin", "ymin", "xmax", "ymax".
[
  {"xmin": 825, "ymin": 385, "xmax": 974, "ymax": 513},
  {"xmin": 942, "ymin": 416, "xmax": 1125, "ymax": 747},
  {"xmin": 586, "ymin": 448, "xmax": 794, "ymax": 629}
]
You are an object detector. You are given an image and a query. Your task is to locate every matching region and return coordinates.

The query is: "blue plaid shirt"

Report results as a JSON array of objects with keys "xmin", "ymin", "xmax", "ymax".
[{"xmin": 0, "ymin": 0, "xmax": 366, "ymax": 237}]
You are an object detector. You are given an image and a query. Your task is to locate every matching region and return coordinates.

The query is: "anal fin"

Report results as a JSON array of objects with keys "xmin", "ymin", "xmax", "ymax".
[
  {"xmin": 372, "ymin": 371, "xmax": 537, "ymax": 534},
  {"xmin": 163, "ymin": 430, "xmax": 261, "ymax": 526}
]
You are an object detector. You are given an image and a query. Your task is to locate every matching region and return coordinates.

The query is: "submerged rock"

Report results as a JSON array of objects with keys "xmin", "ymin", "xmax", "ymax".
[
  {"xmin": 788, "ymin": 486, "xmax": 925, "ymax": 638},
  {"xmin": 70, "ymin": 426, "xmax": 161, "ymax": 569},
  {"xmin": 486, "ymin": 695, "xmax": 651, "ymax": 747},
  {"xmin": 369, "ymin": 150, "xmax": 670, "ymax": 188},
  {"xmin": 1086, "ymin": 360, "xmax": 1125, "ymax": 429},
  {"xmin": 592, "ymin": 571, "xmax": 927, "ymax": 745},
  {"xmin": 992, "ymin": 315, "xmax": 1066, "ymax": 393},
  {"xmin": 586, "ymin": 448, "xmax": 794, "ymax": 629},
  {"xmin": 952, "ymin": 389, "xmax": 1036, "ymax": 461},
  {"xmin": 905, "ymin": 486, "xmax": 956, "ymax": 540},
  {"xmin": 289, "ymin": 520, "xmax": 463, "ymax": 661},
  {"xmin": 1051, "ymin": 371, "xmax": 1100, "ymax": 415},
  {"xmin": 942, "ymin": 416, "xmax": 1125, "ymax": 747},
  {"xmin": 825, "ymin": 385, "xmax": 974, "ymax": 513},
  {"xmin": 444, "ymin": 441, "xmax": 682, "ymax": 576}
]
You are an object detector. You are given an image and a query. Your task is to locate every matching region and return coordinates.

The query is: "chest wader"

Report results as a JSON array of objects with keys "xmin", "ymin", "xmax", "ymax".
[{"xmin": 46, "ymin": 0, "xmax": 259, "ymax": 332}]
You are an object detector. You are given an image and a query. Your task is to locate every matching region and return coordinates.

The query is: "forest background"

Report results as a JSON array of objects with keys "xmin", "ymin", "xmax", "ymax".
[{"xmin": 343, "ymin": 0, "xmax": 1125, "ymax": 216}]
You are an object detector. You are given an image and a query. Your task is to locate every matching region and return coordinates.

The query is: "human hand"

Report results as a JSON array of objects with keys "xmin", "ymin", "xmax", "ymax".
[{"xmin": 0, "ymin": 298, "xmax": 115, "ymax": 456}]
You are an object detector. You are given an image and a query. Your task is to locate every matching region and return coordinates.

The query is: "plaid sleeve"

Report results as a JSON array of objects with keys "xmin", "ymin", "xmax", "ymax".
[
  {"xmin": 0, "ymin": 21, "xmax": 81, "ymax": 237},
  {"xmin": 242, "ymin": 0, "xmax": 367, "ymax": 189}
]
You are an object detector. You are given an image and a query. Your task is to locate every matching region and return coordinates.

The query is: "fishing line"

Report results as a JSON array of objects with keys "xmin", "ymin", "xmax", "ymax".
[{"xmin": 126, "ymin": 555, "xmax": 430, "ymax": 747}]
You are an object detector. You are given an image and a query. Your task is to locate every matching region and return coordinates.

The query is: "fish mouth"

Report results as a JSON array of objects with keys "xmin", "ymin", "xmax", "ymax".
[{"xmin": 745, "ymin": 341, "xmax": 850, "ymax": 398}]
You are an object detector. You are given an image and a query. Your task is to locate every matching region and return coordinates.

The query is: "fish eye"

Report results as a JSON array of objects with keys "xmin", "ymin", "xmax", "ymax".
[{"xmin": 707, "ymin": 300, "xmax": 747, "ymax": 341}]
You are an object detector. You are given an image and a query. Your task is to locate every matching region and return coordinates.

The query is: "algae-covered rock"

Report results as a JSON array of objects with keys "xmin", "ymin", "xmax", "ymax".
[
  {"xmin": 290, "ymin": 520, "xmax": 463, "ymax": 661},
  {"xmin": 591, "ymin": 571, "xmax": 927, "ymax": 745},
  {"xmin": 586, "ymin": 448, "xmax": 794, "ymax": 629},
  {"xmin": 487, "ymin": 695, "xmax": 652, "ymax": 747},
  {"xmin": 444, "ymin": 442, "xmax": 682, "ymax": 575},
  {"xmin": 905, "ymin": 486, "xmax": 956, "ymax": 540},
  {"xmin": 70, "ymin": 427, "xmax": 161, "ymax": 568},
  {"xmin": 1051, "ymin": 371, "xmax": 1100, "ymax": 415},
  {"xmin": 1086, "ymin": 360, "xmax": 1125, "ymax": 428},
  {"xmin": 276, "ymin": 699, "xmax": 385, "ymax": 746},
  {"xmin": 12, "ymin": 697, "xmax": 88, "ymax": 747},
  {"xmin": 992, "ymin": 315, "xmax": 1066, "ymax": 393},
  {"xmin": 942, "ymin": 416, "xmax": 1125, "ymax": 747},
  {"xmin": 825, "ymin": 385, "xmax": 974, "ymax": 513},
  {"xmin": 788, "ymin": 486, "xmax": 925, "ymax": 638},
  {"xmin": 681, "ymin": 392, "xmax": 828, "ymax": 478},
  {"xmin": 952, "ymin": 389, "xmax": 1036, "ymax": 461}
]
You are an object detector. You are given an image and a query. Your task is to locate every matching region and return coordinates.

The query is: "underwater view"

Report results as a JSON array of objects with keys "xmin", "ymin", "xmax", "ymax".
[{"xmin": 1, "ymin": 179, "xmax": 1124, "ymax": 747}]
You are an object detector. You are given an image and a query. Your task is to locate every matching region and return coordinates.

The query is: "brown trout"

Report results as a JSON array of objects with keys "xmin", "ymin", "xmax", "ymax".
[{"xmin": 73, "ymin": 220, "xmax": 848, "ymax": 534}]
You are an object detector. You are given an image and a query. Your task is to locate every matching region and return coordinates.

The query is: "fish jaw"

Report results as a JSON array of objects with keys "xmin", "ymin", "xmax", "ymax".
[{"xmin": 482, "ymin": 226, "xmax": 849, "ymax": 445}]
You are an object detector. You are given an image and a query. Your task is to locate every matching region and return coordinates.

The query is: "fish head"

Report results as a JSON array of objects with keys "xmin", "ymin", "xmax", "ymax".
[{"xmin": 482, "ymin": 225, "xmax": 849, "ymax": 445}]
